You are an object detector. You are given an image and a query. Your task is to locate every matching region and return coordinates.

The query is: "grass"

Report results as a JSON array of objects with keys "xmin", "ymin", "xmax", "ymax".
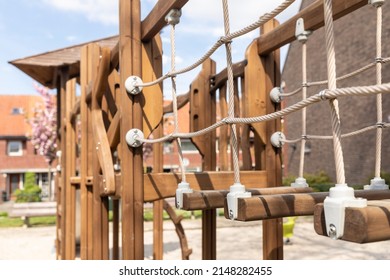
[
  {"xmin": 0, "ymin": 208, "xmax": 225, "ymax": 228},
  {"xmin": 0, "ymin": 212, "xmax": 57, "ymax": 228}
]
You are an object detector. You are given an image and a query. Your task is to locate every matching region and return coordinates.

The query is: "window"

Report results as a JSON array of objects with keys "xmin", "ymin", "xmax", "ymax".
[
  {"xmin": 7, "ymin": 141, "xmax": 23, "ymax": 156},
  {"xmin": 11, "ymin": 107, "xmax": 24, "ymax": 115}
]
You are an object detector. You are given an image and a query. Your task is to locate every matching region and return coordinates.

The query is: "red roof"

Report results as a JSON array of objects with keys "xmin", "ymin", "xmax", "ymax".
[{"xmin": 0, "ymin": 95, "xmax": 43, "ymax": 137}]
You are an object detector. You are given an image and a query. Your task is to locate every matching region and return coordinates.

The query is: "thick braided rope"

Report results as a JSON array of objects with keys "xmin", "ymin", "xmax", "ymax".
[
  {"xmin": 324, "ymin": 0, "xmax": 345, "ymax": 185},
  {"xmin": 299, "ymin": 42, "xmax": 307, "ymax": 178},
  {"xmin": 283, "ymin": 122, "xmax": 390, "ymax": 143},
  {"xmin": 222, "ymin": 0, "xmax": 241, "ymax": 184},
  {"xmin": 139, "ymin": 83, "xmax": 390, "ymax": 143},
  {"xmin": 170, "ymin": 23, "xmax": 187, "ymax": 182},
  {"xmin": 136, "ymin": 0, "xmax": 296, "ymax": 88},
  {"xmin": 280, "ymin": 57, "xmax": 390, "ymax": 97},
  {"xmin": 375, "ymin": 5, "xmax": 383, "ymax": 178}
]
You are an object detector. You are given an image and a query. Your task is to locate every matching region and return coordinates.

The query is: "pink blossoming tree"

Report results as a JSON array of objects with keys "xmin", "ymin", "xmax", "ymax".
[{"xmin": 29, "ymin": 84, "xmax": 57, "ymax": 200}]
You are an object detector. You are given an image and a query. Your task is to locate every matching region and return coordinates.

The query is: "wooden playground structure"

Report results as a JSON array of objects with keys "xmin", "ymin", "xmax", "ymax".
[{"xmin": 10, "ymin": 0, "xmax": 390, "ymax": 260}]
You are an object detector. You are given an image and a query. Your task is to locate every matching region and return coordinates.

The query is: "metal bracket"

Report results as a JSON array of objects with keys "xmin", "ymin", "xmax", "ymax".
[
  {"xmin": 270, "ymin": 87, "xmax": 283, "ymax": 103},
  {"xmin": 226, "ymin": 183, "xmax": 251, "ymax": 220},
  {"xmin": 165, "ymin": 9, "xmax": 182, "ymax": 26},
  {"xmin": 324, "ymin": 184, "xmax": 367, "ymax": 239},
  {"xmin": 125, "ymin": 76, "xmax": 143, "ymax": 95},
  {"xmin": 125, "ymin": 129, "xmax": 144, "ymax": 147},
  {"xmin": 295, "ymin": 18, "xmax": 312, "ymax": 43},
  {"xmin": 270, "ymin": 132, "xmax": 286, "ymax": 148}
]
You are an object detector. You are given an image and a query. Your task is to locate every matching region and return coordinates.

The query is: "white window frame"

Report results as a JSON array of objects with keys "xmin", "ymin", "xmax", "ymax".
[{"xmin": 7, "ymin": 141, "xmax": 23, "ymax": 156}]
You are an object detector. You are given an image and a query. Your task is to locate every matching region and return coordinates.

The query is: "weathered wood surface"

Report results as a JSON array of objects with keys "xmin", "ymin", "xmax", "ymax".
[
  {"xmin": 184, "ymin": 187, "xmax": 313, "ymax": 211},
  {"xmin": 314, "ymin": 200, "xmax": 390, "ymax": 243},
  {"xmin": 232, "ymin": 190, "xmax": 390, "ymax": 221}
]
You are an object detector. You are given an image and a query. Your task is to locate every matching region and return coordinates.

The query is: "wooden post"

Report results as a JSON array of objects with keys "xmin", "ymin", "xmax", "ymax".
[
  {"xmin": 261, "ymin": 19, "xmax": 283, "ymax": 260},
  {"xmin": 65, "ymin": 78, "xmax": 77, "ymax": 260},
  {"xmin": 119, "ymin": 0, "xmax": 144, "ymax": 260},
  {"xmin": 190, "ymin": 59, "xmax": 217, "ymax": 259},
  {"xmin": 80, "ymin": 45, "xmax": 95, "ymax": 260}
]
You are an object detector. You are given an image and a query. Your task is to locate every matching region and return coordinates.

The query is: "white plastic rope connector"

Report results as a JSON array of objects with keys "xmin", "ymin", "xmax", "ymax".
[
  {"xmin": 175, "ymin": 182, "xmax": 193, "ymax": 209},
  {"xmin": 369, "ymin": 0, "xmax": 385, "ymax": 8},
  {"xmin": 324, "ymin": 184, "xmax": 367, "ymax": 239},
  {"xmin": 364, "ymin": 177, "xmax": 389, "ymax": 190},
  {"xmin": 125, "ymin": 76, "xmax": 143, "ymax": 95},
  {"xmin": 226, "ymin": 183, "xmax": 251, "ymax": 220},
  {"xmin": 295, "ymin": 18, "xmax": 311, "ymax": 43},
  {"xmin": 125, "ymin": 128, "xmax": 144, "ymax": 147},
  {"xmin": 291, "ymin": 177, "xmax": 308, "ymax": 188},
  {"xmin": 165, "ymin": 9, "xmax": 182, "ymax": 25},
  {"xmin": 270, "ymin": 132, "xmax": 286, "ymax": 148},
  {"xmin": 270, "ymin": 87, "xmax": 283, "ymax": 103}
]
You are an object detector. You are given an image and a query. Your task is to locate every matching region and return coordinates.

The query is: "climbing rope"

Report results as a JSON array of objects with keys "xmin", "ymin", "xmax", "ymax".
[
  {"xmin": 323, "ymin": 0, "xmax": 346, "ymax": 185},
  {"xmin": 222, "ymin": 0, "xmax": 240, "ymax": 185}
]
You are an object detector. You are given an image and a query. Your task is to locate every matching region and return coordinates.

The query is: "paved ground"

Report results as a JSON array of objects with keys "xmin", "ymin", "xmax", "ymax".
[{"xmin": 1, "ymin": 213, "xmax": 390, "ymax": 260}]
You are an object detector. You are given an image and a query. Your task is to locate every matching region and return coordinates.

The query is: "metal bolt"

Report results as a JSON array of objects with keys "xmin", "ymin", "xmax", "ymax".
[
  {"xmin": 229, "ymin": 209, "xmax": 234, "ymax": 220},
  {"xmin": 328, "ymin": 224, "xmax": 337, "ymax": 240}
]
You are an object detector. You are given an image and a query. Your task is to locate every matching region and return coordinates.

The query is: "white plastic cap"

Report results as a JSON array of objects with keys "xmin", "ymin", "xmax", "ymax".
[
  {"xmin": 175, "ymin": 182, "xmax": 193, "ymax": 209},
  {"xmin": 324, "ymin": 184, "xmax": 367, "ymax": 239},
  {"xmin": 270, "ymin": 132, "xmax": 286, "ymax": 148},
  {"xmin": 270, "ymin": 87, "xmax": 282, "ymax": 103},
  {"xmin": 226, "ymin": 183, "xmax": 251, "ymax": 220},
  {"xmin": 364, "ymin": 177, "xmax": 389, "ymax": 190},
  {"xmin": 291, "ymin": 177, "xmax": 308, "ymax": 188}
]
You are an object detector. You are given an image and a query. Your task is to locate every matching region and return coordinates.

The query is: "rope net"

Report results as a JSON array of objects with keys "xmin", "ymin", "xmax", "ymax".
[{"xmin": 130, "ymin": 0, "xmax": 390, "ymax": 205}]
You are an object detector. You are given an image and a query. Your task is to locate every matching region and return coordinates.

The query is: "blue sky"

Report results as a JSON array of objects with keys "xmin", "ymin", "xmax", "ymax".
[{"xmin": 0, "ymin": 0, "xmax": 301, "ymax": 96}]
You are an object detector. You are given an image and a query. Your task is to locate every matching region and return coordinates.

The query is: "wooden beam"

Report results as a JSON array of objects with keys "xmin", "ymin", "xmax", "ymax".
[
  {"xmin": 183, "ymin": 187, "xmax": 313, "ymax": 211},
  {"xmin": 261, "ymin": 19, "xmax": 283, "ymax": 260},
  {"xmin": 163, "ymin": 91, "xmax": 190, "ymax": 114},
  {"xmin": 210, "ymin": 59, "xmax": 247, "ymax": 93},
  {"xmin": 257, "ymin": 0, "xmax": 367, "ymax": 55},
  {"xmin": 141, "ymin": 0, "xmax": 189, "ymax": 41},
  {"xmin": 120, "ymin": 0, "xmax": 144, "ymax": 260},
  {"xmin": 143, "ymin": 171, "xmax": 268, "ymax": 202},
  {"xmin": 314, "ymin": 200, "xmax": 390, "ymax": 243},
  {"xmin": 233, "ymin": 190, "xmax": 390, "ymax": 221}
]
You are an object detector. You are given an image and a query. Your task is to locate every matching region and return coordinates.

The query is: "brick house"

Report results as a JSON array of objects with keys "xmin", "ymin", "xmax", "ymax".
[
  {"xmin": 282, "ymin": 0, "xmax": 390, "ymax": 185},
  {"xmin": 0, "ymin": 95, "xmax": 55, "ymax": 202}
]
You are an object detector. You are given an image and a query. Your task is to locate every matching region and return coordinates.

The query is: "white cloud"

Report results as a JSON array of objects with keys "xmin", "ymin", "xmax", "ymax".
[
  {"xmin": 42, "ymin": 0, "xmax": 118, "ymax": 25},
  {"xmin": 66, "ymin": 35, "xmax": 77, "ymax": 42}
]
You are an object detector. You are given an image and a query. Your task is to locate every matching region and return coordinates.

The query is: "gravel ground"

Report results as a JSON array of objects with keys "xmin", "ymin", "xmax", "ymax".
[{"xmin": 1, "ymin": 216, "xmax": 390, "ymax": 260}]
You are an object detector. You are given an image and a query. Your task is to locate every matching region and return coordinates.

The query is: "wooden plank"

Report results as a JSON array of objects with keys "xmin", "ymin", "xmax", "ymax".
[
  {"xmin": 234, "ymin": 190, "xmax": 390, "ymax": 221},
  {"xmin": 112, "ymin": 199, "xmax": 120, "ymax": 260},
  {"xmin": 90, "ymin": 44, "xmax": 105, "ymax": 260},
  {"xmin": 262, "ymin": 19, "xmax": 283, "ymax": 260},
  {"xmin": 163, "ymin": 91, "xmax": 190, "ymax": 114},
  {"xmin": 120, "ymin": 0, "xmax": 144, "ymax": 260},
  {"xmin": 142, "ymin": 35, "xmax": 163, "ymax": 138},
  {"xmin": 144, "ymin": 170, "xmax": 268, "ymax": 202},
  {"xmin": 257, "ymin": 0, "xmax": 367, "ymax": 55},
  {"xmin": 64, "ymin": 78, "xmax": 77, "ymax": 260},
  {"xmin": 91, "ymin": 47, "xmax": 116, "ymax": 195},
  {"xmin": 210, "ymin": 60, "xmax": 246, "ymax": 92},
  {"xmin": 79, "ymin": 45, "xmax": 90, "ymax": 260},
  {"xmin": 314, "ymin": 200, "xmax": 390, "ymax": 243},
  {"xmin": 141, "ymin": 0, "xmax": 189, "ymax": 41},
  {"xmin": 184, "ymin": 187, "xmax": 313, "ymax": 211}
]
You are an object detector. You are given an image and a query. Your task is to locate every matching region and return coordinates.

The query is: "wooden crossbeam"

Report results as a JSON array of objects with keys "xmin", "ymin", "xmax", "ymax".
[
  {"xmin": 182, "ymin": 187, "xmax": 313, "ymax": 211},
  {"xmin": 314, "ymin": 200, "xmax": 390, "ymax": 243},
  {"xmin": 257, "ymin": 0, "xmax": 367, "ymax": 55},
  {"xmin": 141, "ymin": 0, "xmax": 189, "ymax": 41},
  {"xmin": 231, "ymin": 190, "xmax": 390, "ymax": 221}
]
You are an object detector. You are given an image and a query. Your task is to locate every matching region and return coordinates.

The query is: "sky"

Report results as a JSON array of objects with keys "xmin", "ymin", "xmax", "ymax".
[{"xmin": 0, "ymin": 0, "xmax": 302, "ymax": 97}]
